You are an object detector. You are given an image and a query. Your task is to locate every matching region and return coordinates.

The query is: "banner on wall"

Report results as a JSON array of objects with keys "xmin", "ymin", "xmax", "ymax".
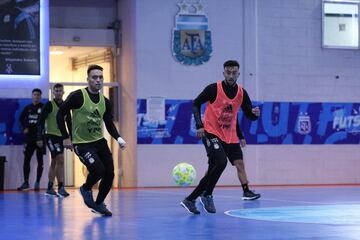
[
  {"xmin": 0, "ymin": 98, "xmax": 34, "ymax": 145},
  {"xmin": 137, "ymin": 99, "xmax": 360, "ymax": 144},
  {"xmin": 0, "ymin": 0, "xmax": 40, "ymax": 75},
  {"xmin": 1, "ymin": 98, "xmax": 359, "ymax": 145},
  {"xmin": 172, "ymin": 0, "xmax": 212, "ymax": 65}
]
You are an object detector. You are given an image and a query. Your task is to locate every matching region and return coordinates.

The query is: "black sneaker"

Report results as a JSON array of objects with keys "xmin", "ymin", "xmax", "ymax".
[
  {"xmin": 58, "ymin": 186, "xmax": 70, "ymax": 198},
  {"xmin": 180, "ymin": 198, "xmax": 200, "ymax": 215},
  {"xmin": 17, "ymin": 182, "xmax": 30, "ymax": 191},
  {"xmin": 91, "ymin": 203, "xmax": 112, "ymax": 217},
  {"xmin": 79, "ymin": 185, "xmax": 95, "ymax": 208},
  {"xmin": 45, "ymin": 188, "xmax": 58, "ymax": 197},
  {"xmin": 200, "ymin": 194, "xmax": 216, "ymax": 213},
  {"xmin": 34, "ymin": 182, "xmax": 40, "ymax": 191},
  {"xmin": 242, "ymin": 190, "xmax": 261, "ymax": 200}
]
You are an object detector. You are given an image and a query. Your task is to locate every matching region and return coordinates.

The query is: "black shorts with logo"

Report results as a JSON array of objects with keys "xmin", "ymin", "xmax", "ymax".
[
  {"xmin": 202, "ymin": 132, "xmax": 243, "ymax": 165},
  {"xmin": 45, "ymin": 134, "xmax": 64, "ymax": 158},
  {"xmin": 73, "ymin": 138, "xmax": 114, "ymax": 174}
]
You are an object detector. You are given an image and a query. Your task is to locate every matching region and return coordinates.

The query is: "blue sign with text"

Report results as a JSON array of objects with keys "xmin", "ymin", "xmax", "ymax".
[{"xmin": 137, "ymin": 99, "xmax": 360, "ymax": 144}]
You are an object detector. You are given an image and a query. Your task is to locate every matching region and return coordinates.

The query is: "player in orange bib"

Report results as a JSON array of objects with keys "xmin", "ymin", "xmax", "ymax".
[{"xmin": 181, "ymin": 60, "xmax": 260, "ymax": 214}]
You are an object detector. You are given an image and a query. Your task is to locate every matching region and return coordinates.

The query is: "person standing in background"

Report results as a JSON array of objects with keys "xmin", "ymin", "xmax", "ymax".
[
  {"xmin": 17, "ymin": 88, "xmax": 44, "ymax": 191},
  {"xmin": 37, "ymin": 83, "xmax": 71, "ymax": 197}
]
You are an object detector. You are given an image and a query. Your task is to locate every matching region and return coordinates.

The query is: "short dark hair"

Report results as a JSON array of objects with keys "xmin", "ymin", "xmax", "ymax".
[
  {"xmin": 53, "ymin": 83, "xmax": 63, "ymax": 89},
  {"xmin": 32, "ymin": 88, "xmax": 42, "ymax": 94},
  {"xmin": 87, "ymin": 65, "xmax": 103, "ymax": 75},
  {"xmin": 223, "ymin": 60, "xmax": 240, "ymax": 69}
]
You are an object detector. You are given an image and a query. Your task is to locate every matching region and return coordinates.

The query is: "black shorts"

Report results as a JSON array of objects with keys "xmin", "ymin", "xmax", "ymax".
[
  {"xmin": 202, "ymin": 132, "xmax": 243, "ymax": 165},
  {"xmin": 45, "ymin": 134, "xmax": 64, "ymax": 158},
  {"xmin": 73, "ymin": 138, "xmax": 113, "ymax": 172}
]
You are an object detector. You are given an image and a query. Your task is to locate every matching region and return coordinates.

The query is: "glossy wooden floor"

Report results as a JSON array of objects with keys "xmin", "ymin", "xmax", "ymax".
[{"xmin": 1, "ymin": 186, "xmax": 360, "ymax": 240}]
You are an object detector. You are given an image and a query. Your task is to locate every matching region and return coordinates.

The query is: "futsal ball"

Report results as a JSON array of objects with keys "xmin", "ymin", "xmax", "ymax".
[{"xmin": 172, "ymin": 163, "xmax": 196, "ymax": 187}]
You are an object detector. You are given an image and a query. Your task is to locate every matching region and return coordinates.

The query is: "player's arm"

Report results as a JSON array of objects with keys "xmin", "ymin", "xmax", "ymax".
[
  {"xmin": 103, "ymin": 98, "xmax": 126, "ymax": 149},
  {"xmin": 19, "ymin": 106, "xmax": 28, "ymax": 133},
  {"xmin": 65, "ymin": 110, "xmax": 72, "ymax": 140},
  {"xmin": 241, "ymin": 89, "xmax": 260, "ymax": 121},
  {"xmin": 236, "ymin": 117, "xmax": 246, "ymax": 147},
  {"xmin": 192, "ymin": 83, "xmax": 217, "ymax": 137},
  {"xmin": 57, "ymin": 90, "xmax": 82, "ymax": 149},
  {"xmin": 36, "ymin": 102, "xmax": 51, "ymax": 147}
]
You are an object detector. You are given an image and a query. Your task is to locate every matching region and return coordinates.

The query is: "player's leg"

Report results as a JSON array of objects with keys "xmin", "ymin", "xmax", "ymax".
[
  {"xmin": 48, "ymin": 135, "xmax": 69, "ymax": 197},
  {"xmin": 199, "ymin": 137, "xmax": 227, "ymax": 213},
  {"xmin": 55, "ymin": 153, "xmax": 70, "ymax": 197},
  {"xmin": 91, "ymin": 139, "xmax": 114, "ymax": 216},
  {"xmin": 74, "ymin": 143, "xmax": 105, "ymax": 209},
  {"xmin": 229, "ymin": 144, "xmax": 260, "ymax": 200},
  {"xmin": 181, "ymin": 160, "xmax": 214, "ymax": 214},
  {"xmin": 34, "ymin": 143, "xmax": 44, "ymax": 190},
  {"xmin": 182, "ymin": 134, "xmax": 227, "ymax": 214},
  {"xmin": 45, "ymin": 137, "xmax": 58, "ymax": 196},
  {"xmin": 17, "ymin": 141, "xmax": 35, "ymax": 190}
]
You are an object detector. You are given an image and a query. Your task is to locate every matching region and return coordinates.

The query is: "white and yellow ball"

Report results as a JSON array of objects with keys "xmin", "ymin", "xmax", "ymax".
[{"xmin": 172, "ymin": 163, "xmax": 196, "ymax": 187}]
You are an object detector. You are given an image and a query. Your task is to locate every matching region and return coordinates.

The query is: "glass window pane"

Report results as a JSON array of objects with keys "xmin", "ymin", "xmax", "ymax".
[{"xmin": 323, "ymin": 1, "xmax": 359, "ymax": 48}]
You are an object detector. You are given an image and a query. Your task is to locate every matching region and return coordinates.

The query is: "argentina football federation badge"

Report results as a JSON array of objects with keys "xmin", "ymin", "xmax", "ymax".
[
  {"xmin": 297, "ymin": 112, "xmax": 311, "ymax": 135},
  {"xmin": 172, "ymin": 0, "xmax": 212, "ymax": 65}
]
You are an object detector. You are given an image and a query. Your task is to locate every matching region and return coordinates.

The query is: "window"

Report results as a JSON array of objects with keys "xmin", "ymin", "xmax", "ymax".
[{"xmin": 322, "ymin": 0, "xmax": 359, "ymax": 48}]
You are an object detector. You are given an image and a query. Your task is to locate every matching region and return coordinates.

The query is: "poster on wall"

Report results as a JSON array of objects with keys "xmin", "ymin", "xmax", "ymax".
[{"xmin": 0, "ymin": 0, "xmax": 40, "ymax": 75}]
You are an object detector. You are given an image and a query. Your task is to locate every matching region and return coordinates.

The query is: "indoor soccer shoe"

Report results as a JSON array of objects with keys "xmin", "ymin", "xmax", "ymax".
[
  {"xmin": 45, "ymin": 188, "xmax": 58, "ymax": 197},
  {"xmin": 58, "ymin": 186, "xmax": 70, "ymax": 198},
  {"xmin": 80, "ymin": 185, "xmax": 95, "ymax": 208},
  {"xmin": 200, "ymin": 194, "xmax": 216, "ymax": 213},
  {"xmin": 34, "ymin": 182, "xmax": 40, "ymax": 191},
  {"xmin": 180, "ymin": 198, "xmax": 200, "ymax": 215},
  {"xmin": 242, "ymin": 190, "xmax": 261, "ymax": 200},
  {"xmin": 91, "ymin": 203, "xmax": 112, "ymax": 217},
  {"xmin": 17, "ymin": 182, "xmax": 30, "ymax": 191}
]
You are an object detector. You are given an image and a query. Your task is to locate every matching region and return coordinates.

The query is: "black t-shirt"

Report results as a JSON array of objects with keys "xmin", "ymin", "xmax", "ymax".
[
  {"xmin": 19, "ymin": 102, "xmax": 43, "ymax": 138},
  {"xmin": 193, "ymin": 80, "xmax": 258, "ymax": 140},
  {"xmin": 57, "ymin": 88, "xmax": 121, "ymax": 140}
]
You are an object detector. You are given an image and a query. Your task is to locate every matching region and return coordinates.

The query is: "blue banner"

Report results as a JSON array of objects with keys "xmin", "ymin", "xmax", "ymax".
[
  {"xmin": 137, "ymin": 99, "xmax": 360, "ymax": 144},
  {"xmin": 2, "ymin": 98, "xmax": 359, "ymax": 145},
  {"xmin": 0, "ymin": 98, "xmax": 37, "ymax": 145}
]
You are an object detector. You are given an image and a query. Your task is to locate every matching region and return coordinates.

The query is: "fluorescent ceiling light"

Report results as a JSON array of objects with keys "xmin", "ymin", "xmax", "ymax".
[{"xmin": 50, "ymin": 50, "xmax": 64, "ymax": 55}]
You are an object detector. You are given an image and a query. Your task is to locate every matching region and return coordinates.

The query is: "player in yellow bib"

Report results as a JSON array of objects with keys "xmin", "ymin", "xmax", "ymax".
[
  {"xmin": 37, "ymin": 83, "xmax": 71, "ymax": 197},
  {"xmin": 57, "ymin": 65, "xmax": 126, "ymax": 217}
]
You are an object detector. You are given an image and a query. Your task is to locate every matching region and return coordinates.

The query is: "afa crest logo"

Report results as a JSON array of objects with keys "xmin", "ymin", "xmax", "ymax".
[
  {"xmin": 297, "ymin": 112, "xmax": 312, "ymax": 135},
  {"xmin": 172, "ymin": 0, "xmax": 212, "ymax": 65}
]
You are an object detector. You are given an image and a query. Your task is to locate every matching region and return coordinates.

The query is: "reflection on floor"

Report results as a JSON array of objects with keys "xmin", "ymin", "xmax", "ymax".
[{"xmin": 1, "ymin": 186, "xmax": 360, "ymax": 240}]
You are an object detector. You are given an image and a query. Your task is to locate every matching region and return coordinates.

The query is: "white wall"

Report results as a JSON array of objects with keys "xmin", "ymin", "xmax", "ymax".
[
  {"xmin": 2, "ymin": 147, "xmax": 50, "ymax": 190},
  {"xmin": 257, "ymin": 0, "xmax": 360, "ymax": 102},
  {"xmin": 135, "ymin": 0, "xmax": 247, "ymax": 187},
  {"xmin": 3, "ymin": 0, "xmax": 360, "ymax": 189},
  {"xmin": 135, "ymin": 0, "xmax": 360, "ymax": 187},
  {"xmin": 49, "ymin": 0, "xmax": 115, "ymax": 29},
  {"xmin": 254, "ymin": 0, "xmax": 360, "ymax": 185}
]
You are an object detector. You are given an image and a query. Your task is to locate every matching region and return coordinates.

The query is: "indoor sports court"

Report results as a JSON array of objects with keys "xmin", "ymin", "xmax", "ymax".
[
  {"xmin": 2, "ymin": 186, "xmax": 360, "ymax": 239},
  {"xmin": 1, "ymin": 0, "xmax": 360, "ymax": 240}
]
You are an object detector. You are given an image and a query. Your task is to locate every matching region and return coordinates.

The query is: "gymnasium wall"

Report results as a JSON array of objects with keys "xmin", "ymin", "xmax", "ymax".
[
  {"xmin": 2, "ymin": 0, "xmax": 359, "ymax": 189},
  {"xmin": 135, "ymin": 0, "xmax": 360, "ymax": 187}
]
